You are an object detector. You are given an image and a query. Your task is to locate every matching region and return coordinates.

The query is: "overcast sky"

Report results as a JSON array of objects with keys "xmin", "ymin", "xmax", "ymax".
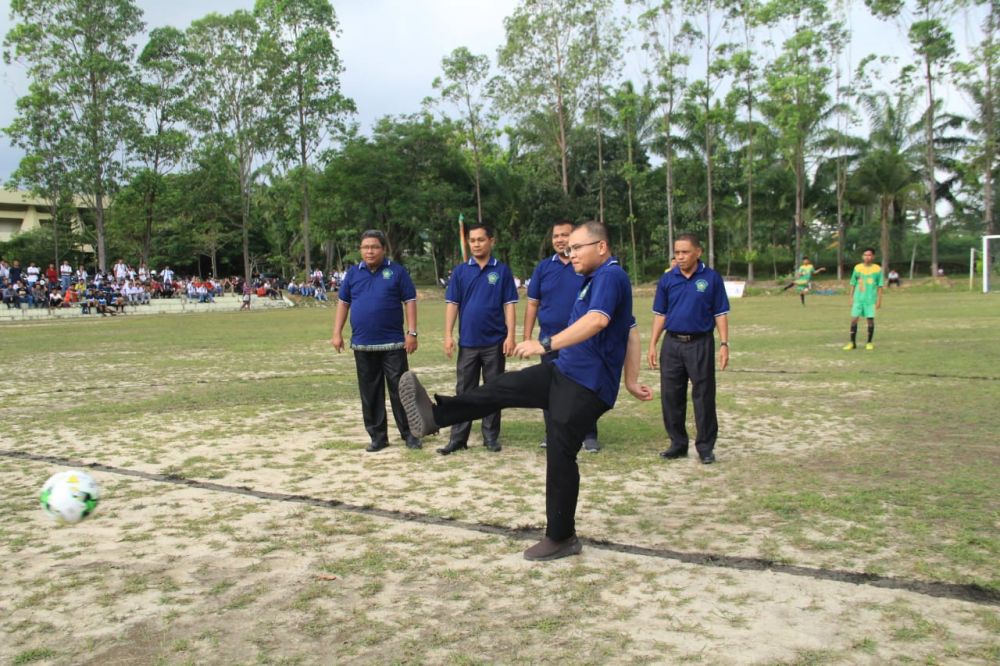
[{"xmin": 0, "ymin": 0, "xmax": 988, "ymax": 185}]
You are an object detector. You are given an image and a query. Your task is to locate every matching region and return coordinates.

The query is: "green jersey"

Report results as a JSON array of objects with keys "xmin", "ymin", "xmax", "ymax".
[
  {"xmin": 850, "ymin": 263, "xmax": 883, "ymax": 305},
  {"xmin": 794, "ymin": 263, "xmax": 816, "ymax": 286}
]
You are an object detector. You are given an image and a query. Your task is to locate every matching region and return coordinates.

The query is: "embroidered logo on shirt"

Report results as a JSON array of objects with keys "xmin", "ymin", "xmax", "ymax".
[
  {"xmin": 382, "ymin": 269, "xmax": 393, "ymax": 280},
  {"xmin": 487, "ymin": 272, "xmax": 499, "ymax": 285},
  {"xmin": 696, "ymin": 279, "xmax": 708, "ymax": 292}
]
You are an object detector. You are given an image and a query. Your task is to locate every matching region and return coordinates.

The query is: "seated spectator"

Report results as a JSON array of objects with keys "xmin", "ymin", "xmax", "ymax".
[
  {"xmin": 48, "ymin": 288, "xmax": 64, "ymax": 308},
  {"xmin": 63, "ymin": 287, "xmax": 78, "ymax": 307},
  {"xmin": 888, "ymin": 269, "xmax": 901, "ymax": 287},
  {"xmin": 197, "ymin": 281, "xmax": 214, "ymax": 303},
  {"xmin": 2, "ymin": 281, "xmax": 16, "ymax": 308},
  {"xmin": 314, "ymin": 284, "xmax": 328, "ymax": 302},
  {"xmin": 32, "ymin": 281, "xmax": 47, "ymax": 308},
  {"xmin": 287, "ymin": 279, "xmax": 299, "ymax": 295}
]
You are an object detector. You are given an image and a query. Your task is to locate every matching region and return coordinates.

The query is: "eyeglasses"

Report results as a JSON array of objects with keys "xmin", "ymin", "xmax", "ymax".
[{"xmin": 567, "ymin": 240, "xmax": 601, "ymax": 255}]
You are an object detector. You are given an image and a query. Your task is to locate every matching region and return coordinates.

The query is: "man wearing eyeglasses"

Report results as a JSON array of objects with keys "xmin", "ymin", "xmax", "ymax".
[
  {"xmin": 523, "ymin": 219, "xmax": 601, "ymax": 453},
  {"xmin": 647, "ymin": 233, "xmax": 730, "ymax": 464},
  {"xmin": 437, "ymin": 223, "xmax": 519, "ymax": 455},
  {"xmin": 399, "ymin": 221, "xmax": 653, "ymax": 561},
  {"xmin": 331, "ymin": 229, "xmax": 421, "ymax": 452}
]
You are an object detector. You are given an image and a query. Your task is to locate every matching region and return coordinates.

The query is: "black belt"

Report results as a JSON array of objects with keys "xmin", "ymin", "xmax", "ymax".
[{"xmin": 667, "ymin": 331, "xmax": 709, "ymax": 342}]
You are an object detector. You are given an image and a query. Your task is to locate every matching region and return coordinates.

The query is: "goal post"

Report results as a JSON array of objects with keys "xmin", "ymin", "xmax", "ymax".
[{"xmin": 984, "ymin": 235, "xmax": 1000, "ymax": 294}]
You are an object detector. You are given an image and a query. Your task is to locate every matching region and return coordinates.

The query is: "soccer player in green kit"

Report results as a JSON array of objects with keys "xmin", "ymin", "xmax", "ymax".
[
  {"xmin": 843, "ymin": 248, "xmax": 884, "ymax": 351},
  {"xmin": 782, "ymin": 257, "xmax": 825, "ymax": 305}
]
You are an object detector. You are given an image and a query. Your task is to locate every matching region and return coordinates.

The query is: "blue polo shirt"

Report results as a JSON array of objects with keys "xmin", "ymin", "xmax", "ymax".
[
  {"xmin": 554, "ymin": 258, "xmax": 635, "ymax": 408},
  {"xmin": 446, "ymin": 256, "xmax": 518, "ymax": 347},
  {"xmin": 527, "ymin": 253, "xmax": 584, "ymax": 338},
  {"xmin": 652, "ymin": 261, "xmax": 730, "ymax": 334},
  {"xmin": 339, "ymin": 259, "xmax": 416, "ymax": 346}
]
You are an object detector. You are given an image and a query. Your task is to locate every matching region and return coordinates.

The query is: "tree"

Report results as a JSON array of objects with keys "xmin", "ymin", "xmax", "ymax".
[
  {"xmin": 255, "ymin": 0, "xmax": 354, "ymax": 274},
  {"xmin": 433, "ymin": 46, "xmax": 493, "ymax": 224},
  {"xmin": 134, "ymin": 27, "xmax": 191, "ymax": 267},
  {"xmin": 4, "ymin": 0, "xmax": 144, "ymax": 272},
  {"xmin": 852, "ymin": 91, "xmax": 923, "ymax": 269},
  {"xmin": 4, "ymin": 83, "xmax": 77, "ymax": 266},
  {"xmin": 865, "ymin": 0, "xmax": 958, "ymax": 276},
  {"xmin": 611, "ymin": 80, "xmax": 657, "ymax": 281},
  {"xmin": 497, "ymin": 0, "xmax": 604, "ymax": 197},
  {"xmin": 633, "ymin": 0, "xmax": 698, "ymax": 257},
  {"xmin": 185, "ymin": 10, "xmax": 276, "ymax": 281},
  {"xmin": 759, "ymin": 0, "xmax": 840, "ymax": 266},
  {"xmin": 953, "ymin": 0, "xmax": 999, "ymax": 238}
]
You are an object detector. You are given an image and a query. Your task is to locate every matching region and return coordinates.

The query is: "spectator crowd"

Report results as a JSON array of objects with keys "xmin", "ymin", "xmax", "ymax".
[{"xmin": 0, "ymin": 256, "xmax": 340, "ymax": 316}]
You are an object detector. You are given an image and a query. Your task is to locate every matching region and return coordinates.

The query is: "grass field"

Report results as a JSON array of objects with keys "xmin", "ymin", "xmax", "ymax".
[{"xmin": 1, "ymin": 287, "xmax": 998, "ymax": 665}]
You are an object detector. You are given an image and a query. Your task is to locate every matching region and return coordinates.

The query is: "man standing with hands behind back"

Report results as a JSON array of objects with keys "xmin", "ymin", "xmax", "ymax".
[
  {"xmin": 438, "ymin": 223, "xmax": 518, "ymax": 456},
  {"xmin": 331, "ymin": 229, "xmax": 421, "ymax": 452},
  {"xmin": 648, "ymin": 234, "xmax": 730, "ymax": 465}
]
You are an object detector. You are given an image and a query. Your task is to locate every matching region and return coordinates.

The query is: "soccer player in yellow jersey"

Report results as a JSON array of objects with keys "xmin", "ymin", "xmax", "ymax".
[
  {"xmin": 844, "ymin": 248, "xmax": 884, "ymax": 351},
  {"xmin": 782, "ymin": 257, "xmax": 826, "ymax": 305}
]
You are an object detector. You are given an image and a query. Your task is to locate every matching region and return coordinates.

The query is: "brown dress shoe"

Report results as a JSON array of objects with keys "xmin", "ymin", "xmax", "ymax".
[{"xmin": 523, "ymin": 536, "xmax": 582, "ymax": 561}]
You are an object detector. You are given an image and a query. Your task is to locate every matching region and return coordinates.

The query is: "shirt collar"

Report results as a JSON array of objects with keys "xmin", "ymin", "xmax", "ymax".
[
  {"xmin": 467, "ymin": 256, "xmax": 498, "ymax": 267},
  {"xmin": 359, "ymin": 258, "xmax": 392, "ymax": 272}
]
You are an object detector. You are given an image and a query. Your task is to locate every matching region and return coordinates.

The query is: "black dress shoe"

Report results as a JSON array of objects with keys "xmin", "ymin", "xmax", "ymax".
[
  {"xmin": 659, "ymin": 447, "xmax": 688, "ymax": 459},
  {"xmin": 700, "ymin": 453, "xmax": 716, "ymax": 464},
  {"xmin": 365, "ymin": 441, "xmax": 389, "ymax": 453},
  {"xmin": 436, "ymin": 442, "xmax": 468, "ymax": 456},
  {"xmin": 523, "ymin": 535, "xmax": 582, "ymax": 561},
  {"xmin": 484, "ymin": 441, "xmax": 502, "ymax": 452},
  {"xmin": 405, "ymin": 436, "xmax": 422, "ymax": 450}
]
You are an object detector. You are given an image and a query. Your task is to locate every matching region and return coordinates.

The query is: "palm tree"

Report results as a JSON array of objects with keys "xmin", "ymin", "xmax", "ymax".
[{"xmin": 851, "ymin": 92, "xmax": 924, "ymax": 271}]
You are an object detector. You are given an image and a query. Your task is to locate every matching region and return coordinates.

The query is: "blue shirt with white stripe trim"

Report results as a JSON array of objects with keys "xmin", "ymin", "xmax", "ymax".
[
  {"xmin": 445, "ymin": 256, "xmax": 519, "ymax": 347},
  {"xmin": 554, "ymin": 257, "xmax": 635, "ymax": 408},
  {"xmin": 527, "ymin": 253, "xmax": 584, "ymax": 339},
  {"xmin": 652, "ymin": 262, "xmax": 730, "ymax": 334},
  {"xmin": 339, "ymin": 259, "xmax": 416, "ymax": 346}
]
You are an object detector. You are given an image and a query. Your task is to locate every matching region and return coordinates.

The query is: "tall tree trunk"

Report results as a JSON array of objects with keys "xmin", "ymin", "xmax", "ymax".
[
  {"xmin": 297, "ymin": 66, "xmax": 312, "ymax": 274},
  {"xmin": 983, "ymin": 3, "xmax": 996, "ymax": 237},
  {"xmin": 880, "ymin": 197, "xmax": 892, "ymax": 272},
  {"xmin": 924, "ymin": 55, "xmax": 939, "ymax": 276},
  {"xmin": 664, "ymin": 112, "xmax": 675, "ymax": 255},
  {"xmin": 704, "ymin": 6, "xmax": 715, "ymax": 267}
]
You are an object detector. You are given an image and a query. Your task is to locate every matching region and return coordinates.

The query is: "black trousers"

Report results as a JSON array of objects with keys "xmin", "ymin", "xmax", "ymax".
[
  {"xmin": 448, "ymin": 342, "xmax": 505, "ymax": 446},
  {"xmin": 541, "ymin": 351, "xmax": 598, "ymax": 442},
  {"xmin": 432, "ymin": 363, "xmax": 609, "ymax": 540},
  {"xmin": 354, "ymin": 348, "xmax": 411, "ymax": 446},
  {"xmin": 659, "ymin": 334, "xmax": 718, "ymax": 456}
]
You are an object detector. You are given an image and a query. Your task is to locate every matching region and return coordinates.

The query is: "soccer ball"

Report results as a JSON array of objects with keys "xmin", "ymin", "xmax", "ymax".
[{"xmin": 39, "ymin": 470, "xmax": 101, "ymax": 524}]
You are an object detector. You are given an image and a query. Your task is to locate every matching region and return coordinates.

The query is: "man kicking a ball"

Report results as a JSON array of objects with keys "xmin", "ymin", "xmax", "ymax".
[{"xmin": 399, "ymin": 221, "xmax": 653, "ymax": 561}]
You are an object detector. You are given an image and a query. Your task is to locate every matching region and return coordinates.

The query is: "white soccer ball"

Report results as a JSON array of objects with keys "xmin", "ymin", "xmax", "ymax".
[{"xmin": 40, "ymin": 470, "xmax": 101, "ymax": 524}]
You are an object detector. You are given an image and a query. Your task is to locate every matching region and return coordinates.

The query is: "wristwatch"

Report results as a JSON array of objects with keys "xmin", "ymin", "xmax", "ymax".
[
  {"xmin": 540, "ymin": 336, "xmax": 553, "ymax": 353},
  {"xmin": 407, "ymin": 330, "xmax": 418, "ymax": 337},
  {"xmin": 719, "ymin": 341, "xmax": 729, "ymax": 347}
]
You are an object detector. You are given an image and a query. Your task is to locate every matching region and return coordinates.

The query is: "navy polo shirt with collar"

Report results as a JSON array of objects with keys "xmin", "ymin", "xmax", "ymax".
[
  {"xmin": 527, "ymin": 253, "xmax": 584, "ymax": 338},
  {"xmin": 339, "ymin": 259, "xmax": 416, "ymax": 346},
  {"xmin": 445, "ymin": 256, "xmax": 518, "ymax": 347},
  {"xmin": 652, "ymin": 262, "xmax": 730, "ymax": 334},
  {"xmin": 554, "ymin": 257, "xmax": 636, "ymax": 408}
]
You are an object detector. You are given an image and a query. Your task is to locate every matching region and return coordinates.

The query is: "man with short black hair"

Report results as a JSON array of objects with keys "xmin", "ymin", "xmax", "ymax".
[
  {"xmin": 648, "ymin": 233, "xmax": 730, "ymax": 464},
  {"xmin": 331, "ymin": 229, "xmax": 421, "ymax": 452},
  {"xmin": 400, "ymin": 221, "xmax": 653, "ymax": 561},
  {"xmin": 843, "ymin": 247, "xmax": 883, "ymax": 351},
  {"xmin": 438, "ymin": 223, "xmax": 518, "ymax": 455},
  {"xmin": 523, "ymin": 219, "xmax": 600, "ymax": 453}
]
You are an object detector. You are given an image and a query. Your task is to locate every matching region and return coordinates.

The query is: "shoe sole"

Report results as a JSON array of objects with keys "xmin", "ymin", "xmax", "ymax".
[
  {"xmin": 523, "ymin": 539, "xmax": 583, "ymax": 561},
  {"xmin": 399, "ymin": 371, "xmax": 438, "ymax": 438}
]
